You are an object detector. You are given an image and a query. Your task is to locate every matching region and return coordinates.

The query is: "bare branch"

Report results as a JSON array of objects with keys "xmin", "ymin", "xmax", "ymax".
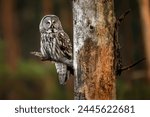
[
  {"xmin": 116, "ymin": 9, "xmax": 131, "ymax": 26},
  {"xmin": 120, "ymin": 58, "xmax": 145, "ymax": 72},
  {"xmin": 30, "ymin": 51, "xmax": 73, "ymax": 68}
]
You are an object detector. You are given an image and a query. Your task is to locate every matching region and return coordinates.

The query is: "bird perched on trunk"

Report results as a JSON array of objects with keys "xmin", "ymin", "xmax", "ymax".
[{"xmin": 39, "ymin": 15, "xmax": 72, "ymax": 84}]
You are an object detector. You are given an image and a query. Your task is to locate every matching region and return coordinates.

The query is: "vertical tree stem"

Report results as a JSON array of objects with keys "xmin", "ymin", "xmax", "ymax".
[
  {"xmin": 139, "ymin": 0, "xmax": 150, "ymax": 80},
  {"xmin": 73, "ymin": 0, "xmax": 116, "ymax": 100}
]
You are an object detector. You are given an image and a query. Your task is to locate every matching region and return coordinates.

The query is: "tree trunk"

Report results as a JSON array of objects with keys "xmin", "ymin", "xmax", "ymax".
[
  {"xmin": 73, "ymin": 0, "xmax": 116, "ymax": 99},
  {"xmin": 139, "ymin": 0, "xmax": 150, "ymax": 80},
  {"xmin": 42, "ymin": 0, "xmax": 53, "ymax": 15},
  {"xmin": 1, "ymin": 0, "xmax": 20, "ymax": 72}
]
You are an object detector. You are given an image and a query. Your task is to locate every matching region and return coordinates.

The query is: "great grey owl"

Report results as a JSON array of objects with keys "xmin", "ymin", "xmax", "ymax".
[{"xmin": 39, "ymin": 15, "xmax": 72, "ymax": 84}]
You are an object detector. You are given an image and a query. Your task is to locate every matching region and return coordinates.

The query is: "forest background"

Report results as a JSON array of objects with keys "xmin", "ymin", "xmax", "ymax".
[{"xmin": 0, "ymin": 0, "xmax": 149, "ymax": 99}]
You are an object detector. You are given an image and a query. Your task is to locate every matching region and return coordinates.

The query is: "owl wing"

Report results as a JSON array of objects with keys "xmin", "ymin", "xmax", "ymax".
[
  {"xmin": 58, "ymin": 31, "xmax": 72, "ymax": 59},
  {"xmin": 55, "ymin": 62, "xmax": 69, "ymax": 85}
]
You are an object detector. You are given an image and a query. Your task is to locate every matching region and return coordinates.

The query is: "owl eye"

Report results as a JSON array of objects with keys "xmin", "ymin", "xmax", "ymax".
[
  {"xmin": 46, "ymin": 21, "xmax": 50, "ymax": 25},
  {"xmin": 52, "ymin": 20, "xmax": 55, "ymax": 23}
]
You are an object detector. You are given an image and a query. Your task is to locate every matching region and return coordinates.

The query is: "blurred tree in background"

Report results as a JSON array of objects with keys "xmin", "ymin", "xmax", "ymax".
[
  {"xmin": 0, "ymin": 0, "xmax": 149, "ymax": 99},
  {"xmin": 0, "ymin": 0, "xmax": 73, "ymax": 99}
]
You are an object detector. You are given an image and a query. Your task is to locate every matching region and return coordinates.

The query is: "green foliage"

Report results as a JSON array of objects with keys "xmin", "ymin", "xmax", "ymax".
[
  {"xmin": 117, "ymin": 78, "xmax": 150, "ymax": 99},
  {"xmin": 0, "ymin": 40, "xmax": 4, "ymax": 63},
  {"xmin": 0, "ymin": 59, "xmax": 72, "ymax": 99},
  {"xmin": 17, "ymin": 60, "xmax": 56, "ymax": 78}
]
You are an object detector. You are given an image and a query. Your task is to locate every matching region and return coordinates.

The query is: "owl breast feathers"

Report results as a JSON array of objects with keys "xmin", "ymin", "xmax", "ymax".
[{"xmin": 39, "ymin": 15, "xmax": 72, "ymax": 84}]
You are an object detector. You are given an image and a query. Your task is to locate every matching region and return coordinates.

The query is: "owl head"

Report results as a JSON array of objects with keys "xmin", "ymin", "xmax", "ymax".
[{"xmin": 39, "ymin": 15, "xmax": 63, "ymax": 33}]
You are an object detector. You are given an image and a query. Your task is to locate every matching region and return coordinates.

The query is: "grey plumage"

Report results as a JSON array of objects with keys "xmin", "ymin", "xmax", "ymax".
[{"xmin": 39, "ymin": 15, "xmax": 72, "ymax": 84}]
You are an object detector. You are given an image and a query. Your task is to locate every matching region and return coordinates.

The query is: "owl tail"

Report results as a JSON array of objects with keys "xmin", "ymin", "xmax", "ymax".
[{"xmin": 55, "ymin": 63, "xmax": 70, "ymax": 85}]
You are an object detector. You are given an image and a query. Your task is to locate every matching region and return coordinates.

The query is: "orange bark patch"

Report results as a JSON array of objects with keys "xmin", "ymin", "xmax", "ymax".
[{"xmin": 79, "ymin": 39, "xmax": 116, "ymax": 100}]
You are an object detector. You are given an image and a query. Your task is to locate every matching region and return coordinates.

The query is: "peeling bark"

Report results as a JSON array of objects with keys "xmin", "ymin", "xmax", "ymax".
[{"xmin": 73, "ymin": 0, "xmax": 116, "ymax": 99}]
